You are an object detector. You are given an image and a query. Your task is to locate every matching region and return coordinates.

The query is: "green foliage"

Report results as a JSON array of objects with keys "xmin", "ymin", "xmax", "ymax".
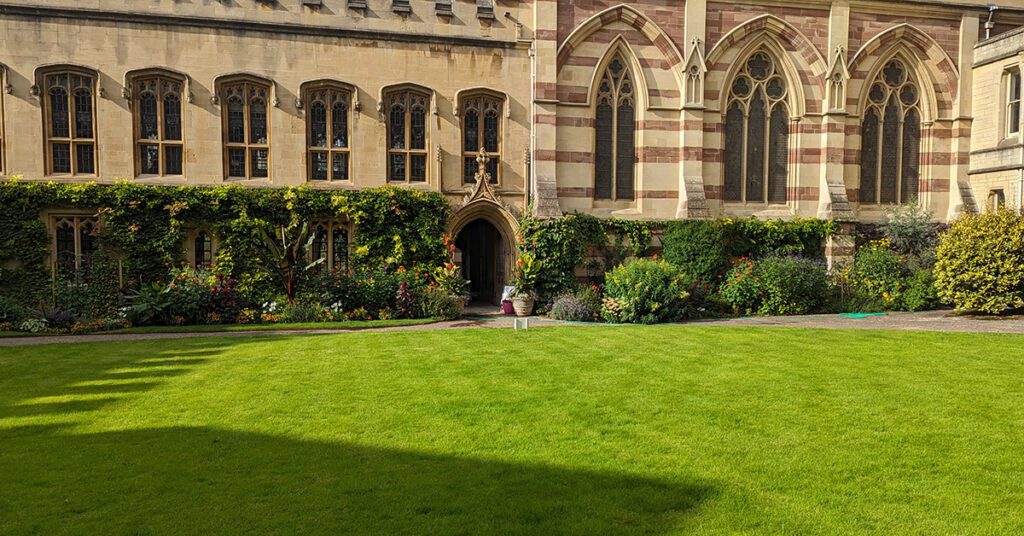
[
  {"xmin": 721, "ymin": 256, "xmax": 831, "ymax": 316},
  {"xmin": 125, "ymin": 266, "xmax": 240, "ymax": 326},
  {"xmin": 880, "ymin": 202, "xmax": 938, "ymax": 269},
  {"xmin": 902, "ymin": 269, "xmax": 941, "ymax": 313},
  {"xmin": 511, "ymin": 250, "xmax": 541, "ymax": 297},
  {"xmin": 661, "ymin": 220, "xmax": 727, "ymax": 284},
  {"xmin": 601, "ymin": 259, "xmax": 692, "ymax": 324},
  {"xmin": 0, "ymin": 295, "xmax": 26, "ymax": 323},
  {"xmin": 0, "ymin": 181, "xmax": 449, "ymax": 315},
  {"xmin": 935, "ymin": 210, "xmax": 1024, "ymax": 314},
  {"xmin": 842, "ymin": 241, "xmax": 907, "ymax": 312},
  {"xmin": 416, "ymin": 286, "xmax": 462, "ymax": 320},
  {"xmin": 549, "ymin": 285, "xmax": 602, "ymax": 322}
]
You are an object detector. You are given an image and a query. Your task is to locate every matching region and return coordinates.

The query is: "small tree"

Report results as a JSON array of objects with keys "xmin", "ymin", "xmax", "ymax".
[
  {"xmin": 880, "ymin": 201, "xmax": 938, "ymax": 268},
  {"xmin": 934, "ymin": 209, "xmax": 1024, "ymax": 314}
]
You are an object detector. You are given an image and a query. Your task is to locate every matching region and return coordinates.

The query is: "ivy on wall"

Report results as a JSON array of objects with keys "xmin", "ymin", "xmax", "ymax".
[{"xmin": 0, "ymin": 180, "xmax": 449, "ymax": 307}]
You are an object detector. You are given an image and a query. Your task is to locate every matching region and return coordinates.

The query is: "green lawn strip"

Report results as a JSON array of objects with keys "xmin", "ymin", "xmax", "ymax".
[
  {"xmin": 1, "ymin": 326, "xmax": 1022, "ymax": 534},
  {"xmin": 0, "ymin": 318, "xmax": 440, "ymax": 338}
]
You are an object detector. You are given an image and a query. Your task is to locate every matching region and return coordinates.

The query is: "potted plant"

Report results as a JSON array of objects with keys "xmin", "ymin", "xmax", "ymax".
[
  {"xmin": 511, "ymin": 251, "xmax": 540, "ymax": 316},
  {"xmin": 433, "ymin": 262, "xmax": 470, "ymax": 316}
]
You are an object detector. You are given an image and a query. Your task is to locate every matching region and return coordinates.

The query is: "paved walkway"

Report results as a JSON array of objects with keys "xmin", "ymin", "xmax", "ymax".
[{"xmin": 1, "ymin": 310, "xmax": 1021, "ymax": 347}]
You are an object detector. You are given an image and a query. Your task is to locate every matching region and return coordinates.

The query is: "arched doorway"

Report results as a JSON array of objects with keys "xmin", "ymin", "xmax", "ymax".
[{"xmin": 455, "ymin": 218, "xmax": 508, "ymax": 305}]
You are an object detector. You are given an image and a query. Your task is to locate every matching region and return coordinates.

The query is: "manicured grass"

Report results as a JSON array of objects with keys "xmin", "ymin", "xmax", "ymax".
[
  {"xmin": 0, "ymin": 318, "xmax": 438, "ymax": 339},
  {"xmin": 1, "ymin": 326, "xmax": 1022, "ymax": 534}
]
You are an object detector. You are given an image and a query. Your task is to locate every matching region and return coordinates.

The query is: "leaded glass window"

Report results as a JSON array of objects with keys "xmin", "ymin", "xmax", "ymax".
[
  {"xmin": 310, "ymin": 222, "xmax": 349, "ymax": 272},
  {"xmin": 220, "ymin": 78, "xmax": 271, "ymax": 180},
  {"xmin": 133, "ymin": 73, "xmax": 185, "ymax": 177},
  {"xmin": 859, "ymin": 59, "xmax": 921, "ymax": 204},
  {"xmin": 724, "ymin": 52, "xmax": 789, "ymax": 203},
  {"xmin": 461, "ymin": 93, "xmax": 502, "ymax": 184},
  {"xmin": 194, "ymin": 231, "xmax": 213, "ymax": 269},
  {"xmin": 44, "ymin": 70, "xmax": 97, "ymax": 175},
  {"xmin": 305, "ymin": 84, "xmax": 351, "ymax": 182},
  {"xmin": 386, "ymin": 89, "xmax": 429, "ymax": 183},
  {"xmin": 52, "ymin": 215, "xmax": 99, "ymax": 280},
  {"xmin": 593, "ymin": 54, "xmax": 636, "ymax": 201}
]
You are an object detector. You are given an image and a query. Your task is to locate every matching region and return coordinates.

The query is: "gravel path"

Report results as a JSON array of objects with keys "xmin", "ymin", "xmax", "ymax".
[{"xmin": 1, "ymin": 310, "xmax": 1021, "ymax": 347}]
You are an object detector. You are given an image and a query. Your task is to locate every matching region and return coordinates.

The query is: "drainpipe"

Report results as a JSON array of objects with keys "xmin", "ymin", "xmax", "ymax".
[
  {"xmin": 528, "ymin": 42, "xmax": 536, "ymax": 213},
  {"xmin": 985, "ymin": 6, "xmax": 998, "ymax": 40}
]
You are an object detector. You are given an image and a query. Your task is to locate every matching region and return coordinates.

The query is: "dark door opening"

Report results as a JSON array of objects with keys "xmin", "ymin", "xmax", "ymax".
[{"xmin": 455, "ymin": 219, "xmax": 505, "ymax": 305}]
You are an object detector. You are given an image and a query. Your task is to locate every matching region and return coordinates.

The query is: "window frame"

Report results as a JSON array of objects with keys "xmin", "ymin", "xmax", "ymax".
[
  {"xmin": 51, "ymin": 214, "xmax": 100, "ymax": 279},
  {"xmin": 217, "ymin": 75, "xmax": 273, "ymax": 181},
  {"xmin": 459, "ymin": 91, "xmax": 504, "ymax": 185},
  {"xmin": 722, "ymin": 50, "xmax": 791, "ymax": 205},
  {"xmin": 858, "ymin": 58, "xmax": 922, "ymax": 206},
  {"xmin": 592, "ymin": 52, "xmax": 637, "ymax": 202},
  {"xmin": 309, "ymin": 221, "xmax": 351, "ymax": 272},
  {"xmin": 39, "ymin": 65, "xmax": 99, "ymax": 177},
  {"xmin": 302, "ymin": 80, "xmax": 354, "ymax": 183},
  {"xmin": 1006, "ymin": 68, "xmax": 1021, "ymax": 139},
  {"xmin": 129, "ymin": 69, "xmax": 187, "ymax": 178},
  {"xmin": 192, "ymin": 230, "xmax": 215, "ymax": 269},
  {"xmin": 383, "ymin": 86, "xmax": 431, "ymax": 183}
]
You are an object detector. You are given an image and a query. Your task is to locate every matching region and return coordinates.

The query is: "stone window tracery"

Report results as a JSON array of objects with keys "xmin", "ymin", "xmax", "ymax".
[
  {"xmin": 859, "ymin": 59, "xmax": 921, "ymax": 205},
  {"xmin": 594, "ymin": 54, "xmax": 635, "ymax": 201},
  {"xmin": 461, "ymin": 93, "xmax": 502, "ymax": 184},
  {"xmin": 220, "ymin": 77, "xmax": 271, "ymax": 180},
  {"xmin": 723, "ymin": 51, "xmax": 789, "ymax": 203},
  {"xmin": 305, "ymin": 84, "xmax": 351, "ymax": 182},
  {"xmin": 385, "ymin": 89, "xmax": 429, "ymax": 183},
  {"xmin": 133, "ymin": 73, "xmax": 184, "ymax": 177},
  {"xmin": 44, "ymin": 69, "xmax": 97, "ymax": 176}
]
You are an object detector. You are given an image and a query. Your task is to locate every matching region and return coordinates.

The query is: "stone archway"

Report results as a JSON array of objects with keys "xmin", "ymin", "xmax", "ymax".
[{"xmin": 450, "ymin": 201, "xmax": 517, "ymax": 305}]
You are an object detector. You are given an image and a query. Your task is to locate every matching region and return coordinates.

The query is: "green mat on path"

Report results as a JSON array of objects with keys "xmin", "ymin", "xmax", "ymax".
[{"xmin": 839, "ymin": 313, "xmax": 887, "ymax": 319}]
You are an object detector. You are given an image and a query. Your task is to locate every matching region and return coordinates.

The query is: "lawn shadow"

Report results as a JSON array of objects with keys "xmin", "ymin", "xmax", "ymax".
[{"xmin": 0, "ymin": 425, "xmax": 713, "ymax": 535}]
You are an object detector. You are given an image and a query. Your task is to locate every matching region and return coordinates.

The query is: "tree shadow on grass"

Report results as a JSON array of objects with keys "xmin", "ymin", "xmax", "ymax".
[{"xmin": 0, "ymin": 425, "xmax": 713, "ymax": 535}]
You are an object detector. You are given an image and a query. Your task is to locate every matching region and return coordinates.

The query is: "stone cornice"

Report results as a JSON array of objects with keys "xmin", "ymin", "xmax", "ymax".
[{"xmin": 0, "ymin": 3, "xmax": 523, "ymax": 50}]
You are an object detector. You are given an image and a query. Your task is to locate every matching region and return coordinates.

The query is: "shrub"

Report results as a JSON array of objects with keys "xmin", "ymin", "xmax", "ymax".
[
  {"xmin": 417, "ymin": 286, "xmax": 462, "ymax": 320},
  {"xmin": 661, "ymin": 220, "xmax": 727, "ymax": 284},
  {"xmin": 126, "ymin": 266, "xmax": 240, "ymax": 326},
  {"xmin": 16, "ymin": 317, "xmax": 48, "ymax": 333},
  {"xmin": 935, "ymin": 210, "xmax": 1024, "ymax": 314},
  {"xmin": 902, "ymin": 269, "xmax": 941, "ymax": 312},
  {"xmin": 880, "ymin": 202, "xmax": 938, "ymax": 269},
  {"xmin": 843, "ymin": 241, "xmax": 907, "ymax": 312},
  {"xmin": 601, "ymin": 259, "xmax": 691, "ymax": 324},
  {"xmin": 279, "ymin": 300, "xmax": 333, "ymax": 323},
  {"xmin": 549, "ymin": 286, "xmax": 602, "ymax": 322},
  {"xmin": 0, "ymin": 295, "xmax": 26, "ymax": 323},
  {"xmin": 721, "ymin": 255, "xmax": 830, "ymax": 316}
]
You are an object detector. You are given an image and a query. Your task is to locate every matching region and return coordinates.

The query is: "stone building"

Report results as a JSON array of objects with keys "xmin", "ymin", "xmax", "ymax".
[{"xmin": 0, "ymin": 1, "xmax": 1022, "ymax": 301}]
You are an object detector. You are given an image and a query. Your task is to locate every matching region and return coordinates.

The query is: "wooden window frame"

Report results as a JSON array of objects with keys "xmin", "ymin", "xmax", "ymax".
[
  {"xmin": 40, "ymin": 66, "xmax": 99, "ymax": 177},
  {"xmin": 218, "ymin": 76, "xmax": 272, "ymax": 181},
  {"xmin": 303, "ymin": 81, "xmax": 353, "ymax": 182},
  {"xmin": 193, "ymin": 230, "xmax": 215, "ymax": 269},
  {"xmin": 460, "ymin": 92, "xmax": 503, "ymax": 184},
  {"xmin": 593, "ymin": 53, "xmax": 636, "ymax": 201},
  {"xmin": 859, "ymin": 58, "xmax": 922, "ymax": 205},
  {"xmin": 384, "ymin": 87, "xmax": 430, "ymax": 183},
  {"xmin": 130, "ymin": 71, "xmax": 186, "ymax": 177},
  {"xmin": 723, "ymin": 51, "xmax": 790, "ymax": 205},
  {"xmin": 309, "ymin": 221, "xmax": 351, "ymax": 272}
]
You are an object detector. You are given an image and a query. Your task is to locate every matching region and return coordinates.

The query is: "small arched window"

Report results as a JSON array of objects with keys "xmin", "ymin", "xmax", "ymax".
[
  {"xmin": 52, "ymin": 215, "xmax": 99, "ymax": 279},
  {"xmin": 860, "ymin": 59, "xmax": 921, "ymax": 205},
  {"xmin": 219, "ymin": 77, "xmax": 271, "ymax": 180},
  {"xmin": 594, "ymin": 54, "xmax": 635, "ymax": 201},
  {"xmin": 305, "ymin": 83, "xmax": 351, "ymax": 182},
  {"xmin": 461, "ymin": 93, "xmax": 502, "ymax": 184},
  {"xmin": 724, "ymin": 52, "xmax": 789, "ymax": 204},
  {"xmin": 132, "ymin": 72, "xmax": 185, "ymax": 176},
  {"xmin": 385, "ymin": 88, "xmax": 429, "ymax": 183},
  {"xmin": 310, "ymin": 222, "xmax": 349, "ymax": 272},
  {"xmin": 43, "ymin": 69, "xmax": 98, "ymax": 176}
]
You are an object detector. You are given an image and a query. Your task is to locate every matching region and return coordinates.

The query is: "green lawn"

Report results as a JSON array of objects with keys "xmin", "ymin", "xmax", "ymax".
[
  {"xmin": 1, "ymin": 326, "xmax": 1021, "ymax": 534},
  {"xmin": 0, "ymin": 318, "xmax": 438, "ymax": 339}
]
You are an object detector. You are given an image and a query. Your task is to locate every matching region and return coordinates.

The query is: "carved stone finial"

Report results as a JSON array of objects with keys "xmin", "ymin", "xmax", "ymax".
[
  {"xmin": 29, "ymin": 84, "xmax": 40, "ymax": 98},
  {"xmin": 463, "ymin": 147, "xmax": 499, "ymax": 205},
  {"xmin": 474, "ymin": 147, "xmax": 491, "ymax": 183}
]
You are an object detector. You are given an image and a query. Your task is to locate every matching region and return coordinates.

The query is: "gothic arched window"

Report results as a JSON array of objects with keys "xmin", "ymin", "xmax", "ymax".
[
  {"xmin": 724, "ymin": 52, "xmax": 789, "ymax": 203},
  {"xmin": 385, "ymin": 88, "xmax": 429, "ymax": 183},
  {"xmin": 132, "ymin": 72, "xmax": 185, "ymax": 177},
  {"xmin": 219, "ymin": 77, "xmax": 271, "ymax": 180},
  {"xmin": 594, "ymin": 54, "xmax": 635, "ymax": 201},
  {"xmin": 461, "ymin": 93, "xmax": 502, "ymax": 184},
  {"xmin": 43, "ymin": 69, "xmax": 97, "ymax": 176},
  {"xmin": 310, "ymin": 222, "xmax": 349, "ymax": 272},
  {"xmin": 860, "ymin": 59, "xmax": 921, "ymax": 204},
  {"xmin": 305, "ymin": 83, "xmax": 351, "ymax": 182}
]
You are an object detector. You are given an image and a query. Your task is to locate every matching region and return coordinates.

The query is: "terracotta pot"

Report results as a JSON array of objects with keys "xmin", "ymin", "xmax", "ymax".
[{"xmin": 511, "ymin": 296, "xmax": 535, "ymax": 317}]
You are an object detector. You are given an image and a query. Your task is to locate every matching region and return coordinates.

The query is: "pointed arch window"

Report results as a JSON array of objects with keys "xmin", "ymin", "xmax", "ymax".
[
  {"xmin": 43, "ymin": 69, "xmax": 98, "ymax": 176},
  {"xmin": 194, "ymin": 231, "xmax": 213, "ymax": 269},
  {"xmin": 219, "ymin": 77, "xmax": 271, "ymax": 180},
  {"xmin": 594, "ymin": 54, "xmax": 636, "ymax": 201},
  {"xmin": 52, "ymin": 215, "xmax": 99, "ymax": 279},
  {"xmin": 385, "ymin": 88, "xmax": 429, "ymax": 183},
  {"xmin": 724, "ymin": 52, "xmax": 789, "ymax": 203},
  {"xmin": 310, "ymin": 222, "xmax": 350, "ymax": 272},
  {"xmin": 305, "ymin": 83, "xmax": 351, "ymax": 182},
  {"xmin": 132, "ymin": 73, "xmax": 185, "ymax": 177},
  {"xmin": 461, "ymin": 93, "xmax": 502, "ymax": 184},
  {"xmin": 859, "ymin": 59, "xmax": 921, "ymax": 205}
]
